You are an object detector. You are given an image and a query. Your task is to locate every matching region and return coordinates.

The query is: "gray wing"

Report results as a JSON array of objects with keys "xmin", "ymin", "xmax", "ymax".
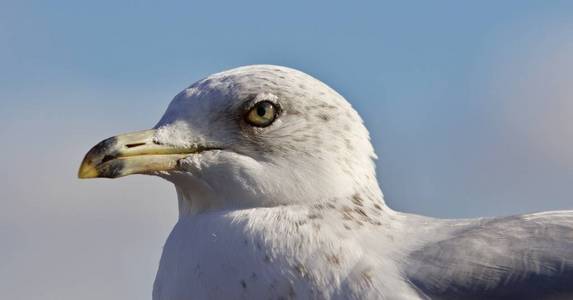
[{"xmin": 405, "ymin": 211, "xmax": 573, "ymax": 300}]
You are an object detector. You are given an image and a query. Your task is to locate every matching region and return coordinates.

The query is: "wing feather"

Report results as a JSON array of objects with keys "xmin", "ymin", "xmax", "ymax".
[{"xmin": 405, "ymin": 211, "xmax": 573, "ymax": 300}]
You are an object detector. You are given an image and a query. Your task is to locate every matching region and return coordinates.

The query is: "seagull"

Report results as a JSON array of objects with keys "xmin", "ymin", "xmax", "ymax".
[{"xmin": 78, "ymin": 65, "xmax": 573, "ymax": 300}]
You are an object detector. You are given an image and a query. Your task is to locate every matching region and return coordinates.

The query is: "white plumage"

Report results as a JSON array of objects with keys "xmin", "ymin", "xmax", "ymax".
[{"xmin": 82, "ymin": 65, "xmax": 573, "ymax": 299}]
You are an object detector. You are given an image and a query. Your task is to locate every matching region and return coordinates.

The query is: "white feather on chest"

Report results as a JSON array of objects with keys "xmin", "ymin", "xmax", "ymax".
[{"xmin": 153, "ymin": 204, "xmax": 418, "ymax": 300}]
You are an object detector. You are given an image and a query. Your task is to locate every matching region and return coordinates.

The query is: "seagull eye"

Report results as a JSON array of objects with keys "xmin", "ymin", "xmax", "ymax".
[{"xmin": 245, "ymin": 101, "xmax": 278, "ymax": 127}]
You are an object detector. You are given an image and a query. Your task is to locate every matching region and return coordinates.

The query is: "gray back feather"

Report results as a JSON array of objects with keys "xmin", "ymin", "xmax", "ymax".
[{"xmin": 405, "ymin": 211, "xmax": 573, "ymax": 300}]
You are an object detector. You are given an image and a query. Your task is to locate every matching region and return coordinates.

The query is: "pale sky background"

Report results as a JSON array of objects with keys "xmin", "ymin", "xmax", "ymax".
[{"xmin": 1, "ymin": 1, "xmax": 573, "ymax": 299}]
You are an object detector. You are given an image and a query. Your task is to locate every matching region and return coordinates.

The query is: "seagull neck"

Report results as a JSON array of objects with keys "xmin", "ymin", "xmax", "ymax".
[
  {"xmin": 172, "ymin": 173, "xmax": 389, "ymax": 217},
  {"xmin": 347, "ymin": 180, "xmax": 389, "ymax": 211}
]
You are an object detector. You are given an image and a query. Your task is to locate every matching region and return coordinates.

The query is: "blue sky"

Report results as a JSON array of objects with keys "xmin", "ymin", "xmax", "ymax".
[{"xmin": 1, "ymin": 1, "xmax": 573, "ymax": 299}]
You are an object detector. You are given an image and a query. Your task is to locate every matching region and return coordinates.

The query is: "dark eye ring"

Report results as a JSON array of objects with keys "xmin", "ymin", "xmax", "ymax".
[{"xmin": 245, "ymin": 101, "xmax": 279, "ymax": 127}]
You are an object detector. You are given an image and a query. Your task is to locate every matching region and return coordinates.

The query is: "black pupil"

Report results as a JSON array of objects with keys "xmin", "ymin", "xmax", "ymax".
[{"xmin": 256, "ymin": 104, "xmax": 267, "ymax": 117}]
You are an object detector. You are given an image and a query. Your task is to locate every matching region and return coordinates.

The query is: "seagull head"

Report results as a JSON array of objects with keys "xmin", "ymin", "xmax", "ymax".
[{"xmin": 79, "ymin": 65, "xmax": 381, "ymax": 213}]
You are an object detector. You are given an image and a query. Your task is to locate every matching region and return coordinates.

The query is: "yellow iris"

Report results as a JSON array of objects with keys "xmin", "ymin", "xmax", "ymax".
[{"xmin": 245, "ymin": 101, "xmax": 277, "ymax": 127}]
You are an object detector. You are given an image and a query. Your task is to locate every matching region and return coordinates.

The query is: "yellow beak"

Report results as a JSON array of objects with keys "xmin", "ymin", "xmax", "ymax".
[{"xmin": 78, "ymin": 129, "xmax": 203, "ymax": 179}]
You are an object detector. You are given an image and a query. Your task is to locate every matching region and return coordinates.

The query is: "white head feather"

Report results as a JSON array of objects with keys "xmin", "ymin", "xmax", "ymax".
[{"xmin": 152, "ymin": 65, "xmax": 383, "ymax": 215}]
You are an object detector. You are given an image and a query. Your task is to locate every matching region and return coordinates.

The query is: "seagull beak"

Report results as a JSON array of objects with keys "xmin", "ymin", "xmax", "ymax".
[{"xmin": 78, "ymin": 129, "xmax": 200, "ymax": 179}]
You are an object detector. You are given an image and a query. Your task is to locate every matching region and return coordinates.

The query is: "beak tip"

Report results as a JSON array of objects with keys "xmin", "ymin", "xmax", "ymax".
[{"xmin": 78, "ymin": 161, "xmax": 99, "ymax": 179}]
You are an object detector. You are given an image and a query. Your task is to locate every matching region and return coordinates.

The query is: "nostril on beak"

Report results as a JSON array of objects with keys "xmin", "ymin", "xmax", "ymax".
[{"xmin": 125, "ymin": 142, "xmax": 146, "ymax": 148}]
